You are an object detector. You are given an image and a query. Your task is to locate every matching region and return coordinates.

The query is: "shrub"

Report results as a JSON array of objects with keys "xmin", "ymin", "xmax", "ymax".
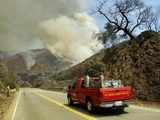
[{"xmin": 85, "ymin": 62, "xmax": 106, "ymax": 77}]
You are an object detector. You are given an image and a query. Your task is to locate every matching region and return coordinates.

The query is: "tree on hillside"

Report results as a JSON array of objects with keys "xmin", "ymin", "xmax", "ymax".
[
  {"xmin": 8, "ymin": 72, "xmax": 18, "ymax": 89},
  {"xmin": 0, "ymin": 63, "xmax": 9, "ymax": 87},
  {"xmin": 96, "ymin": 0, "xmax": 159, "ymax": 43},
  {"xmin": 85, "ymin": 62, "xmax": 106, "ymax": 77},
  {"xmin": 0, "ymin": 63, "xmax": 19, "ymax": 94}
]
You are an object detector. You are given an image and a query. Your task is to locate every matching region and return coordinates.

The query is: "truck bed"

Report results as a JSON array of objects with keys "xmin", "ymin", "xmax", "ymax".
[{"xmin": 99, "ymin": 86, "xmax": 134, "ymax": 102}]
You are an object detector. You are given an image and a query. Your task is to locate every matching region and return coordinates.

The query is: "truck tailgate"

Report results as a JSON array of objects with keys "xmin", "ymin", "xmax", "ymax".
[{"xmin": 100, "ymin": 87, "xmax": 134, "ymax": 102}]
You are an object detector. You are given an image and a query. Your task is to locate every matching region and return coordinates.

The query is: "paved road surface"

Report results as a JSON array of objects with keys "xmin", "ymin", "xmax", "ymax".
[{"xmin": 12, "ymin": 88, "xmax": 160, "ymax": 120}]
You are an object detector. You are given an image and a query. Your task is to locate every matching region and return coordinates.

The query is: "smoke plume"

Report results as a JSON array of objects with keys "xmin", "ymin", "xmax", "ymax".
[
  {"xmin": 39, "ymin": 13, "xmax": 103, "ymax": 63},
  {"xmin": 0, "ymin": 0, "xmax": 103, "ymax": 63}
]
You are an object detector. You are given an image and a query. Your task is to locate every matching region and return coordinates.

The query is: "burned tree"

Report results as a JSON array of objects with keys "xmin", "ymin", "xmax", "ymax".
[{"xmin": 96, "ymin": 0, "xmax": 159, "ymax": 41}]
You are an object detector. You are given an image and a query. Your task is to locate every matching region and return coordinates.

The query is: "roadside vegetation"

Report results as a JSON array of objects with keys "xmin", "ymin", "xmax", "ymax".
[
  {"xmin": 0, "ymin": 62, "xmax": 19, "ymax": 119},
  {"xmin": 0, "ymin": 63, "xmax": 19, "ymax": 92}
]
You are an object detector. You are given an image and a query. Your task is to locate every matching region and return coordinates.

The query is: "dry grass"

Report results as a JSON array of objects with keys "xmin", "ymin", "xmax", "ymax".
[{"xmin": 0, "ymin": 93, "xmax": 15, "ymax": 120}]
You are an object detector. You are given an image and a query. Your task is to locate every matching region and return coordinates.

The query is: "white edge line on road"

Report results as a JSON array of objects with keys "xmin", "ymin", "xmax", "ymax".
[
  {"xmin": 11, "ymin": 90, "xmax": 21, "ymax": 120},
  {"xmin": 130, "ymin": 105, "xmax": 160, "ymax": 113}
]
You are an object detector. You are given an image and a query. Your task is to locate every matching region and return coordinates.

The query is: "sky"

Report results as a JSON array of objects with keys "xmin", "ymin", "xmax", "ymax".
[
  {"xmin": 0, "ymin": 0, "xmax": 160, "ymax": 56},
  {"xmin": 88, "ymin": 0, "xmax": 160, "ymax": 31}
]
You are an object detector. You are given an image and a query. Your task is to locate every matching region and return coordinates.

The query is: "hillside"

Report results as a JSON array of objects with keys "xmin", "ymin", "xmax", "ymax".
[
  {"xmin": 0, "ymin": 48, "xmax": 72, "ymax": 87},
  {"xmin": 3, "ymin": 49, "xmax": 71, "ymax": 73},
  {"xmin": 6, "ymin": 54, "xmax": 28, "ymax": 73},
  {"xmin": 55, "ymin": 31, "xmax": 160, "ymax": 101},
  {"xmin": 30, "ymin": 49, "xmax": 70, "ymax": 73}
]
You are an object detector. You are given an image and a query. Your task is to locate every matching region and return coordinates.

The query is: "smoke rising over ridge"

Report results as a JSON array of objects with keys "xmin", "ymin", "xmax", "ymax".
[
  {"xmin": 40, "ymin": 13, "xmax": 103, "ymax": 63},
  {"xmin": 0, "ymin": 0, "xmax": 103, "ymax": 63}
]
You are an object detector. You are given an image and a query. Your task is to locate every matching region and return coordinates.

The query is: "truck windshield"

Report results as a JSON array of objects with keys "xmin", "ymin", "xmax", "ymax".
[{"xmin": 103, "ymin": 80, "xmax": 122, "ymax": 88}]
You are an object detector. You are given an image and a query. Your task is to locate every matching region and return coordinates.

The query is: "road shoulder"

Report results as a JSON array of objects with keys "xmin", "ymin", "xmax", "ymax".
[{"xmin": 3, "ymin": 90, "xmax": 20, "ymax": 120}]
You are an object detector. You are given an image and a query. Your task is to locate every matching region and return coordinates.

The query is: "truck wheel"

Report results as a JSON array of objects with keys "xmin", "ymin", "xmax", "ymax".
[
  {"xmin": 86, "ymin": 100, "xmax": 94, "ymax": 113},
  {"xmin": 117, "ymin": 107, "xmax": 125, "ymax": 113},
  {"xmin": 67, "ymin": 96, "xmax": 73, "ymax": 106}
]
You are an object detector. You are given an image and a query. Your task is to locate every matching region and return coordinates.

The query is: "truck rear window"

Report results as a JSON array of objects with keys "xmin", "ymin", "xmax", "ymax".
[
  {"xmin": 82, "ymin": 79, "xmax": 101, "ymax": 88},
  {"xmin": 103, "ymin": 80, "xmax": 122, "ymax": 88}
]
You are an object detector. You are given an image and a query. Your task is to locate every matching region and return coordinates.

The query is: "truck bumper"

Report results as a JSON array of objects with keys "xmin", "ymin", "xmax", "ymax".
[{"xmin": 99, "ymin": 101, "xmax": 128, "ymax": 108}]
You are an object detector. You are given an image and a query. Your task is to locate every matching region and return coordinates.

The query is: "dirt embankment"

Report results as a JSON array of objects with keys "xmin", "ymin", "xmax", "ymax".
[{"xmin": 0, "ymin": 93, "xmax": 15, "ymax": 120}]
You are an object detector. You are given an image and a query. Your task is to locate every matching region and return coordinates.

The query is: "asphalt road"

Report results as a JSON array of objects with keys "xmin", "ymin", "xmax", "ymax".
[{"xmin": 12, "ymin": 88, "xmax": 160, "ymax": 120}]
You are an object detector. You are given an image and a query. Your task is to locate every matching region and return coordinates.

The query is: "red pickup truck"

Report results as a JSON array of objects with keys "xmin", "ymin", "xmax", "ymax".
[{"xmin": 67, "ymin": 76, "xmax": 134, "ymax": 112}]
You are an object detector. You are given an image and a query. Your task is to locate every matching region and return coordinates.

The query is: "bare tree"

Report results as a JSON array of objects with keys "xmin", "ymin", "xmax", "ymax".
[{"xmin": 96, "ymin": 0, "xmax": 159, "ymax": 40}]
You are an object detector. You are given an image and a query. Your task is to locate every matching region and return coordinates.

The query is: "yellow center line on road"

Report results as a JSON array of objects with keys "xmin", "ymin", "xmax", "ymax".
[{"xmin": 33, "ymin": 92, "xmax": 97, "ymax": 120}]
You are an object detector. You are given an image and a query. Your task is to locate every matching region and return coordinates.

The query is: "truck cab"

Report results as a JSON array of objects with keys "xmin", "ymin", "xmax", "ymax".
[{"xmin": 67, "ymin": 76, "xmax": 134, "ymax": 112}]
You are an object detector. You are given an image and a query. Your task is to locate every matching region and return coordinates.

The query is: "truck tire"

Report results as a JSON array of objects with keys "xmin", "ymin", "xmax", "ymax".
[
  {"xmin": 67, "ymin": 96, "xmax": 74, "ymax": 106},
  {"xmin": 86, "ymin": 100, "xmax": 94, "ymax": 113},
  {"xmin": 116, "ymin": 107, "xmax": 125, "ymax": 113}
]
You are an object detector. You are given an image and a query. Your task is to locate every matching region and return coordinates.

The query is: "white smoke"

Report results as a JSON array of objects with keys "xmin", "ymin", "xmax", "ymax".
[
  {"xmin": 0, "ymin": 0, "xmax": 88, "ymax": 52},
  {"xmin": 39, "ymin": 13, "xmax": 103, "ymax": 63},
  {"xmin": 0, "ymin": 0, "xmax": 103, "ymax": 64}
]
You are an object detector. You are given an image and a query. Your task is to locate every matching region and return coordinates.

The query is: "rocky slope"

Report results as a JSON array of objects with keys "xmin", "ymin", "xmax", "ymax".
[
  {"xmin": 6, "ymin": 54, "xmax": 28, "ymax": 73},
  {"xmin": 30, "ymin": 49, "xmax": 70, "ymax": 73},
  {"xmin": 0, "ymin": 48, "xmax": 72, "ymax": 87},
  {"xmin": 2, "ymin": 49, "xmax": 71, "ymax": 73},
  {"xmin": 55, "ymin": 31, "xmax": 160, "ymax": 101}
]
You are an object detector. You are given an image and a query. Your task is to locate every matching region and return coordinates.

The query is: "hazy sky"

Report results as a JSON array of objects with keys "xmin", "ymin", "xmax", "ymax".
[
  {"xmin": 0, "ymin": 0, "xmax": 87, "ymax": 52},
  {"xmin": 0, "ymin": 0, "xmax": 103, "ymax": 63},
  {"xmin": 0, "ymin": 0, "xmax": 159, "ymax": 53}
]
